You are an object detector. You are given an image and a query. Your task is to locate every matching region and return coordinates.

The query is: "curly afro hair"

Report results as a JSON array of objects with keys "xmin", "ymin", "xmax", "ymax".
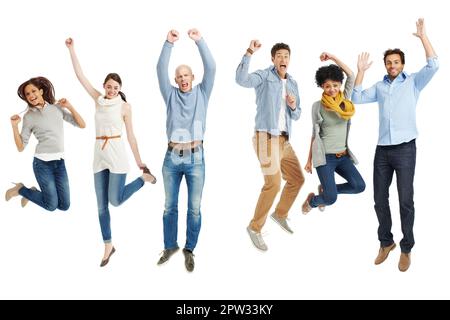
[{"xmin": 315, "ymin": 64, "xmax": 344, "ymax": 87}]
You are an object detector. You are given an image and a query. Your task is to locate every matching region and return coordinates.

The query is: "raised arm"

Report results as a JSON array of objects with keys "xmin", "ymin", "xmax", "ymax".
[
  {"xmin": 320, "ymin": 52, "xmax": 353, "ymax": 78},
  {"xmin": 235, "ymin": 40, "xmax": 264, "ymax": 88},
  {"xmin": 413, "ymin": 18, "xmax": 437, "ymax": 59},
  {"xmin": 122, "ymin": 103, "xmax": 145, "ymax": 170},
  {"xmin": 56, "ymin": 98, "xmax": 86, "ymax": 128},
  {"xmin": 65, "ymin": 38, "xmax": 101, "ymax": 100},
  {"xmin": 412, "ymin": 18, "xmax": 439, "ymax": 91},
  {"xmin": 157, "ymin": 30, "xmax": 178, "ymax": 102},
  {"xmin": 189, "ymin": 29, "xmax": 216, "ymax": 98},
  {"xmin": 354, "ymin": 52, "xmax": 372, "ymax": 88},
  {"xmin": 10, "ymin": 115, "xmax": 25, "ymax": 152},
  {"xmin": 320, "ymin": 52, "xmax": 355, "ymax": 98},
  {"xmin": 351, "ymin": 52, "xmax": 378, "ymax": 104}
]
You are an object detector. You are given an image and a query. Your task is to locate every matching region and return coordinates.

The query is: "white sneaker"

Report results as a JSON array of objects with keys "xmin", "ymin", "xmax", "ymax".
[{"xmin": 246, "ymin": 226, "xmax": 268, "ymax": 251}]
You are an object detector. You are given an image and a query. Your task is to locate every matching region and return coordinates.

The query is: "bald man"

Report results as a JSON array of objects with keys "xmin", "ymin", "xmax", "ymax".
[{"xmin": 156, "ymin": 28, "xmax": 216, "ymax": 272}]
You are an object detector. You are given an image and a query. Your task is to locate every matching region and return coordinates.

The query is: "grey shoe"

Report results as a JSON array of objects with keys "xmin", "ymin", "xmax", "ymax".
[
  {"xmin": 182, "ymin": 248, "xmax": 195, "ymax": 272},
  {"xmin": 270, "ymin": 212, "xmax": 293, "ymax": 234},
  {"xmin": 157, "ymin": 246, "xmax": 179, "ymax": 265},
  {"xmin": 246, "ymin": 226, "xmax": 268, "ymax": 251}
]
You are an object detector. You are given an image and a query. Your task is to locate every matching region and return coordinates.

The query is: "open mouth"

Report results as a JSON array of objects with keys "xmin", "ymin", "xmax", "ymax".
[{"xmin": 181, "ymin": 83, "xmax": 189, "ymax": 89}]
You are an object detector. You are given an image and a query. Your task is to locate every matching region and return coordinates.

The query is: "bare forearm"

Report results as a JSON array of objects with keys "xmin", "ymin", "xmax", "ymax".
[
  {"xmin": 354, "ymin": 70, "xmax": 365, "ymax": 87},
  {"xmin": 307, "ymin": 137, "xmax": 313, "ymax": 162},
  {"xmin": 332, "ymin": 56, "xmax": 353, "ymax": 77},
  {"xmin": 69, "ymin": 49, "xmax": 85, "ymax": 82},
  {"xmin": 67, "ymin": 106, "xmax": 86, "ymax": 128},
  {"xmin": 12, "ymin": 126, "xmax": 24, "ymax": 151},
  {"xmin": 421, "ymin": 35, "xmax": 437, "ymax": 58},
  {"xmin": 128, "ymin": 136, "xmax": 143, "ymax": 166}
]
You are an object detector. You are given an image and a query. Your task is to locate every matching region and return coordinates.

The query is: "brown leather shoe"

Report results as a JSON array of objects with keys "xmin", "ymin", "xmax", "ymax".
[
  {"xmin": 317, "ymin": 185, "xmax": 325, "ymax": 212},
  {"xmin": 301, "ymin": 193, "xmax": 315, "ymax": 215},
  {"xmin": 398, "ymin": 252, "xmax": 411, "ymax": 272},
  {"xmin": 142, "ymin": 166, "xmax": 157, "ymax": 184},
  {"xmin": 100, "ymin": 247, "xmax": 116, "ymax": 267},
  {"xmin": 374, "ymin": 243, "xmax": 396, "ymax": 265}
]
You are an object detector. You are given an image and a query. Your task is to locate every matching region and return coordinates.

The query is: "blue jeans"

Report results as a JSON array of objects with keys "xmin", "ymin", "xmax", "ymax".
[
  {"xmin": 310, "ymin": 154, "xmax": 365, "ymax": 208},
  {"xmin": 374, "ymin": 140, "xmax": 416, "ymax": 253},
  {"xmin": 94, "ymin": 169, "xmax": 145, "ymax": 243},
  {"xmin": 162, "ymin": 147, "xmax": 205, "ymax": 252},
  {"xmin": 19, "ymin": 157, "xmax": 70, "ymax": 211}
]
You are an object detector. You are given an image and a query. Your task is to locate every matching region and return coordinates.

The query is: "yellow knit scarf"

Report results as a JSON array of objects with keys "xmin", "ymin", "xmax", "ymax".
[{"xmin": 321, "ymin": 91, "xmax": 355, "ymax": 120}]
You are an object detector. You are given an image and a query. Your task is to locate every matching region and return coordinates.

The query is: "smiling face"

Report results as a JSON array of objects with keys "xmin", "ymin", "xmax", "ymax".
[
  {"xmin": 271, "ymin": 49, "xmax": 290, "ymax": 79},
  {"xmin": 385, "ymin": 53, "xmax": 404, "ymax": 80},
  {"xmin": 103, "ymin": 79, "xmax": 121, "ymax": 99},
  {"xmin": 24, "ymin": 84, "xmax": 45, "ymax": 107},
  {"xmin": 175, "ymin": 65, "xmax": 194, "ymax": 93},
  {"xmin": 321, "ymin": 80, "xmax": 342, "ymax": 98}
]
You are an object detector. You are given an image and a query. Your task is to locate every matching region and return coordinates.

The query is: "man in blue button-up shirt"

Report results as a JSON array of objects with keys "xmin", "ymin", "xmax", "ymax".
[
  {"xmin": 352, "ymin": 18, "xmax": 439, "ymax": 272},
  {"xmin": 236, "ymin": 40, "xmax": 304, "ymax": 251}
]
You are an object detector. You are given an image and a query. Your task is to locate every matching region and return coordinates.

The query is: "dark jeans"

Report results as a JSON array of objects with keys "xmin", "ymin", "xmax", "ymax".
[
  {"xmin": 374, "ymin": 139, "xmax": 416, "ymax": 253},
  {"xmin": 19, "ymin": 157, "xmax": 70, "ymax": 211},
  {"xmin": 310, "ymin": 154, "xmax": 365, "ymax": 208}
]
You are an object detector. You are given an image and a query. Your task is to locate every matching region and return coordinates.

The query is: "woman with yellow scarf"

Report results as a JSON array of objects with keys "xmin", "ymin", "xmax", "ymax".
[{"xmin": 302, "ymin": 52, "xmax": 365, "ymax": 214}]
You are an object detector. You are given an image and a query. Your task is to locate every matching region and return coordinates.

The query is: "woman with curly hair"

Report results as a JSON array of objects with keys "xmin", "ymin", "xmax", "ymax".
[{"xmin": 302, "ymin": 53, "xmax": 365, "ymax": 214}]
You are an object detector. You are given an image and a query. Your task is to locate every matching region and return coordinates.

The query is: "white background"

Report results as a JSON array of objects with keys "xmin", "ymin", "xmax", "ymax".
[{"xmin": 0, "ymin": 0, "xmax": 449, "ymax": 299}]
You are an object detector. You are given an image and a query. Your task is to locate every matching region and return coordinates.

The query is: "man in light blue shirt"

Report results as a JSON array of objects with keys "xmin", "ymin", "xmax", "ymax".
[
  {"xmin": 236, "ymin": 40, "xmax": 304, "ymax": 251},
  {"xmin": 352, "ymin": 19, "xmax": 439, "ymax": 272},
  {"xmin": 156, "ymin": 29, "xmax": 216, "ymax": 272}
]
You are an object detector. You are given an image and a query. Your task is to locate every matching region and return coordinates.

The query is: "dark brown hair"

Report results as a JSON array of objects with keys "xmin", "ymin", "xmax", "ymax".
[
  {"xmin": 271, "ymin": 43, "xmax": 291, "ymax": 58},
  {"xmin": 17, "ymin": 77, "xmax": 55, "ymax": 107},
  {"xmin": 103, "ymin": 73, "xmax": 127, "ymax": 102},
  {"xmin": 383, "ymin": 48, "xmax": 405, "ymax": 65}
]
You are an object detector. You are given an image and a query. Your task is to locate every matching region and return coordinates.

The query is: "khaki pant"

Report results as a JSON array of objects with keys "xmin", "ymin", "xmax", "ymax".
[{"xmin": 250, "ymin": 132, "xmax": 304, "ymax": 232}]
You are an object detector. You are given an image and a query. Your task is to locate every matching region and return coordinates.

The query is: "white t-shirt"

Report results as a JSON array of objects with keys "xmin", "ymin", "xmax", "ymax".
[{"xmin": 278, "ymin": 79, "xmax": 287, "ymax": 132}]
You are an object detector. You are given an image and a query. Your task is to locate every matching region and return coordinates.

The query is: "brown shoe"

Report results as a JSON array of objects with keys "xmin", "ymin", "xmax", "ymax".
[
  {"xmin": 21, "ymin": 187, "xmax": 37, "ymax": 208},
  {"xmin": 142, "ymin": 166, "xmax": 157, "ymax": 184},
  {"xmin": 398, "ymin": 252, "xmax": 411, "ymax": 272},
  {"xmin": 100, "ymin": 247, "xmax": 116, "ymax": 267},
  {"xmin": 301, "ymin": 193, "xmax": 315, "ymax": 215},
  {"xmin": 5, "ymin": 183, "xmax": 24, "ymax": 201},
  {"xmin": 374, "ymin": 243, "xmax": 396, "ymax": 265}
]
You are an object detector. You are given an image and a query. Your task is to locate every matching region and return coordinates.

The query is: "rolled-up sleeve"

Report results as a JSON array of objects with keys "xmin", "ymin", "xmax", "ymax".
[
  {"xmin": 20, "ymin": 115, "xmax": 32, "ymax": 148},
  {"xmin": 352, "ymin": 84, "xmax": 377, "ymax": 104},
  {"xmin": 414, "ymin": 57, "xmax": 439, "ymax": 91},
  {"xmin": 235, "ymin": 55, "xmax": 264, "ymax": 88}
]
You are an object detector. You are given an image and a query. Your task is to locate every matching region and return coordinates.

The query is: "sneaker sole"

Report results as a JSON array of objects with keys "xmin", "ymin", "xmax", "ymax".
[{"xmin": 270, "ymin": 214, "xmax": 293, "ymax": 234}]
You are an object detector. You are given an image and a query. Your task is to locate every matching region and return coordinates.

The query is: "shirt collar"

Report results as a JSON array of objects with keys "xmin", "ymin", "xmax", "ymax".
[
  {"xmin": 29, "ymin": 101, "xmax": 49, "ymax": 112},
  {"xmin": 270, "ymin": 66, "xmax": 291, "ymax": 81},
  {"xmin": 383, "ymin": 71, "xmax": 407, "ymax": 84}
]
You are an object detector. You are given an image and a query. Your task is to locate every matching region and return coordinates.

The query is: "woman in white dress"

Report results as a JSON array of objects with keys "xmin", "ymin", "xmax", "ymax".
[{"xmin": 65, "ymin": 38, "xmax": 156, "ymax": 267}]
